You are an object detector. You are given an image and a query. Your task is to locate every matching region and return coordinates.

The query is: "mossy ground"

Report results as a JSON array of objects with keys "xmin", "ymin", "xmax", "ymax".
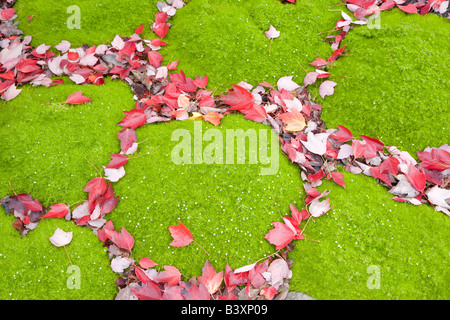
[{"xmin": 1, "ymin": 0, "xmax": 448, "ymax": 299}]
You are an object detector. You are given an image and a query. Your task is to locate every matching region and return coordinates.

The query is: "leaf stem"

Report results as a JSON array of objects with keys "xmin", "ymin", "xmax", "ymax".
[
  {"xmin": 64, "ymin": 245, "xmax": 73, "ymax": 266},
  {"xmin": 86, "ymin": 160, "xmax": 102, "ymax": 177},
  {"xmin": 8, "ymin": 181, "xmax": 17, "ymax": 196},
  {"xmin": 192, "ymin": 239, "xmax": 210, "ymax": 256}
]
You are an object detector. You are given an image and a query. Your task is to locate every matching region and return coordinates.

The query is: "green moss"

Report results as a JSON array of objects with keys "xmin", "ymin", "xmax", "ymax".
[
  {"xmin": 109, "ymin": 114, "xmax": 305, "ymax": 277},
  {"xmin": 164, "ymin": 0, "xmax": 342, "ymax": 93},
  {"xmin": 289, "ymin": 171, "xmax": 450, "ymax": 300},
  {"xmin": 15, "ymin": 0, "xmax": 159, "ymax": 47},
  {"xmin": 0, "ymin": 215, "xmax": 117, "ymax": 299},
  {"xmin": 316, "ymin": 9, "xmax": 450, "ymax": 154}
]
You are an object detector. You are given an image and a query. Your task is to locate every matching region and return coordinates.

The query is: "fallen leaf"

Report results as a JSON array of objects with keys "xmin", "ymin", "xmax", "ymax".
[{"xmin": 49, "ymin": 228, "xmax": 73, "ymax": 247}]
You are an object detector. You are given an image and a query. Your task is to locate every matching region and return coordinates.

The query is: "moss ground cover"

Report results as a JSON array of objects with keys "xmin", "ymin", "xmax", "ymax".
[
  {"xmin": 1, "ymin": 0, "xmax": 448, "ymax": 299},
  {"xmin": 316, "ymin": 9, "xmax": 450, "ymax": 154}
]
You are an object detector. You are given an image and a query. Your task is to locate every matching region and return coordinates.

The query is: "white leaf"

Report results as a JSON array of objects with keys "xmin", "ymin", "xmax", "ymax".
[
  {"xmin": 426, "ymin": 186, "xmax": 450, "ymax": 209},
  {"xmin": 265, "ymin": 25, "xmax": 280, "ymax": 39},
  {"xmin": 319, "ymin": 80, "xmax": 337, "ymax": 99},
  {"xmin": 111, "ymin": 256, "xmax": 131, "ymax": 274},
  {"xmin": 35, "ymin": 43, "xmax": 50, "ymax": 55},
  {"xmin": 301, "ymin": 132, "xmax": 331, "ymax": 156},
  {"xmin": 277, "ymin": 76, "xmax": 300, "ymax": 91},
  {"xmin": 69, "ymin": 73, "xmax": 86, "ymax": 84},
  {"xmin": 49, "ymin": 228, "xmax": 73, "ymax": 247},
  {"xmin": 72, "ymin": 201, "xmax": 89, "ymax": 219},
  {"xmin": 2, "ymin": 84, "xmax": 22, "ymax": 101},
  {"xmin": 111, "ymin": 35, "xmax": 125, "ymax": 50},
  {"xmin": 104, "ymin": 166, "xmax": 126, "ymax": 182},
  {"xmin": 54, "ymin": 40, "xmax": 71, "ymax": 53}
]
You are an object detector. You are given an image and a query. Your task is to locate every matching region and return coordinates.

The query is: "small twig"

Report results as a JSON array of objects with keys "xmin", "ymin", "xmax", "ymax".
[
  {"xmin": 192, "ymin": 239, "xmax": 210, "ymax": 256},
  {"xmin": 269, "ymin": 38, "xmax": 273, "ymax": 54},
  {"xmin": 64, "ymin": 245, "xmax": 73, "ymax": 266},
  {"xmin": 297, "ymin": 62, "xmax": 308, "ymax": 74},
  {"xmin": 304, "ymin": 237, "xmax": 320, "ymax": 243},
  {"xmin": 8, "ymin": 181, "xmax": 17, "ymax": 196},
  {"xmin": 271, "ymin": 194, "xmax": 283, "ymax": 220},
  {"xmin": 86, "ymin": 160, "xmax": 102, "ymax": 177}
]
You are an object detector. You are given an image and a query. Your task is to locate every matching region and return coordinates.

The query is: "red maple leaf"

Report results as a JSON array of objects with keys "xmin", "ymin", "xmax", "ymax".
[
  {"xmin": 327, "ymin": 171, "xmax": 346, "ymax": 188},
  {"xmin": 380, "ymin": 157, "xmax": 400, "ymax": 176},
  {"xmin": 264, "ymin": 221, "xmax": 296, "ymax": 250},
  {"xmin": 117, "ymin": 128, "xmax": 137, "ymax": 153},
  {"xmin": 135, "ymin": 23, "xmax": 144, "ymax": 34},
  {"xmin": 241, "ymin": 103, "xmax": 267, "ymax": 123},
  {"xmin": 139, "ymin": 257, "xmax": 158, "ymax": 269},
  {"xmin": 113, "ymin": 227, "xmax": 135, "ymax": 251},
  {"xmin": 197, "ymin": 260, "xmax": 224, "ymax": 295},
  {"xmin": 330, "ymin": 125, "xmax": 353, "ymax": 143},
  {"xmin": 154, "ymin": 266, "xmax": 181, "ymax": 286},
  {"xmin": 65, "ymin": 91, "xmax": 93, "ymax": 104},
  {"xmin": 278, "ymin": 108, "xmax": 306, "ymax": 132},
  {"xmin": 147, "ymin": 50, "xmax": 164, "ymax": 68},
  {"xmin": 41, "ymin": 203, "xmax": 69, "ymax": 219},
  {"xmin": 405, "ymin": 164, "xmax": 426, "ymax": 192},
  {"xmin": 131, "ymin": 282, "xmax": 162, "ymax": 300},
  {"xmin": 83, "ymin": 177, "xmax": 107, "ymax": 203},
  {"xmin": 193, "ymin": 75, "xmax": 208, "ymax": 89},
  {"xmin": 106, "ymin": 154, "xmax": 128, "ymax": 169},
  {"xmin": 221, "ymin": 84, "xmax": 254, "ymax": 111},
  {"xmin": 154, "ymin": 22, "xmax": 169, "ymax": 38},
  {"xmin": 168, "ymin": 221, "xmax": 193, "ymax": 247},
  {"xmin": 118, "ymin": 109, "xmax": 147, "ymax": 130}
]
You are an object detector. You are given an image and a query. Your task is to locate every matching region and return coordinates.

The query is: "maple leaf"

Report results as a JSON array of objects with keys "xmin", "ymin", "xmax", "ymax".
[
  {"xmin": 41, "ymin": 203, "xmax": 69, "ymax": 219},
  {"xmin": 264, "ymin": 221, "xmax": 296, "ymax": 250},
  {"xmin": 114, "ymin": 227, "xmax": 135, "ymax": 251},
  {"xmin": 202, "ymin": 112, "xmax": 223, "ymax": 126},
  {"xmin": 331, "ymin": 125, "xmax": 353, "ymax": 143},
  {"xmin": 241, "ymin": 103, "xmax": 268, "ymax": 123},
  {"xmin": 328, "ymin": 171, "xmax": 346, "ymax": 188},
  {"xmin": 49, "ymin": 228, "xmax": 73, "ymax": 247},
  {"xmin": 380, "ymin": 157, "xmax": 400, "ymax": 176},
  {"xmin": 352, "ymin": 140, "xmax": 366, "ymax": 159},
  {"xmin": 106, "ymin": 154, "xmax": 128, "ymax": 169},
  {"xmin": 168, "ymin": 221, "xmax": 193, "ymax": 247},
  {"xmin": 154, "ymin": 266, "xmax": 181, "ymax": 286},
  {"xmin": 197, "ymin": 259, "xmax": 224, "ymax": 295},
  {"xmin": 104, "ymin": 166, "xmax": 126, "ymax": 182},
  {"xmin": 111, "ymin": 256, "xmax": 131, "ymax": 273},
  {"xmin": 118, "ymin": 109, "xmax": 147, "ymax": 130},
  {"xmin": 83, "ymin": 177, "xmax": 107, "ymax": 203},
  {"xmin": 265, "ymin": 25, "xmax": 280, "ymax": 39},
  {"xmin": 221, "ymin": 84, "xmax": 254, "ymax": 110},
  {"xmin": 309, "ymin": 58, "xmax": 328, "ymax": 67},
  {"xmin": 319, "ymin": 80, "xmax": 337, "ymax": 99},
  {"xmin": 278, "ymin": 108, "xmax": 306, "ymax": 132},
  {"xmin": 180, "ymin": 282, "xmax": 211, "ymax": 300},
  {"xmin": 193, "ymin": 75, "xmax": 208, "ymax": 88},
  {"xmin": 277, "ymin": 75, "xmax": 300, "ymax": 91},
  {"xmin": 118, "ymin": 128, "xmax": 137, "ymax": 153},
  {"xmin": 301, "ymin": 132, "xmax": 331, "ymax": 155},
  {"xmin": 148, "ymin": 50, "xmax": 164, "ymax": 67},
  {"xmin": 369, "ymin": 166, "xmax": 392, "ymax": 186},
  {"xmin": 162, "ymin": 285, "xmax": 185, "ymax": 300},
  {"xmin": 153, "ymin": 22, "xmax": 169, "ymax": 38},
  {"xmin": 65, "ymin": 91, "xmax": 93, "ymax": 104},
  {"xmin": 131, "ymin": 283, "xmax": 162, "ymax": 300},
  {"xmin": 135, "ymin": 23, "xmax": 144, "ymax": 34},
  {"xmin": 260, "ymin": 286, "xmax": 277, "ymax": 300},
  {"xmin": 405, "ymin": 164, "xmax": 426, "ymax": 193},
  {"xmin": 426, "ymin": 186, "xmax": 450, "ymax": 211},
  {"xmin": 398, "ymin": 4, "xmax": 418, "ymax": 14},
  {"xmin": 139, "ymin": 257, "xmax": 158, "ymax": 269}
]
